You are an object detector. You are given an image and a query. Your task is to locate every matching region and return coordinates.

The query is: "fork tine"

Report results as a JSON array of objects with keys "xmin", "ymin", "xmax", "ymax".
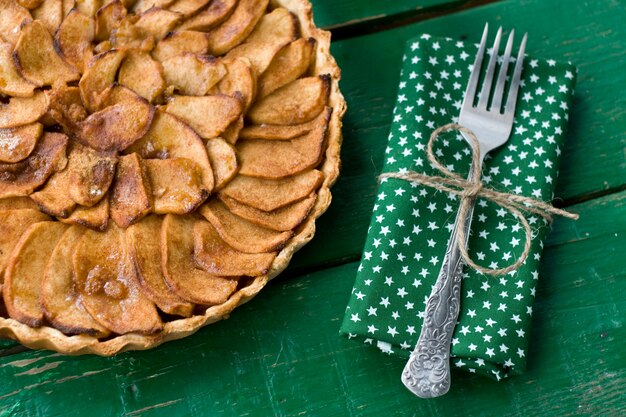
[
  {"xmin": 477, "ymin": 27, "xmax": 502, "ymax": 109},
  {"xmin": 490, "ymin": 30, "xmax": 515, "ymax": 112},
  {"xmin": 504, "ymin": 33, "xmax": 528, "ymax": 116},
  {"xmin": 461, "ymin": 24, "xmax": 489, "ymax": 109}
]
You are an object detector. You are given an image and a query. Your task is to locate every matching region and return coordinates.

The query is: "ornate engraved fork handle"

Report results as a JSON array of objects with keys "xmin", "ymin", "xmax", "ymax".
[{"xmin": 401, "ymin": 168, "xmax": 479, "ymax": 398}]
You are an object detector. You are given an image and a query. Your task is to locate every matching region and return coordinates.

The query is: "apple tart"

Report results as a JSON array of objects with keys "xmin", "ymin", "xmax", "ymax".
[{"xmin": 0, "ymin": 0, "xmax": 345, "ymax": 355}]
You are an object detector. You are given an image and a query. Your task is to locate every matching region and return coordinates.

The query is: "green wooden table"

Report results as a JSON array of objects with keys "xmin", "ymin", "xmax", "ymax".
[{"xmin": 2, "ymin": 0, "xmax": 625, "ymax": 415}]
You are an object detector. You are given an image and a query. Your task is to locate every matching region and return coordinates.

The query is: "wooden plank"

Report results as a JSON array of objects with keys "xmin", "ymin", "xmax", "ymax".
[
  {"xmin": 290, "ymin": 0, "xmax": 626, "ymax": 272},
  {"xmin": 310, "ymin": 0, "xmax": 462, "ymax": 30},
  {"xmin": 0, "ymin": 190, "xmax": 624, "ymax": 416}
]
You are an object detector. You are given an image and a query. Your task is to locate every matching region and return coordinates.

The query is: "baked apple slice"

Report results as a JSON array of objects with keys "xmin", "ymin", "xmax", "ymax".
[
  {"xmin": 0, "ymin": 132, "xmax": 68, "ymax": 198},
  {"xmin": 118, "ymin": 50, "xmax": 166, "ymax": 103},
  {"xmin": 79, "ymin": 48, "xmax": 126, "ymax": 112},
  {"xmin": 94, "ymin": 0, "xmax": 126, "ymax": 42},
  {"xmin": 226, "ymin": 40, "xmax": 284, "ymax": 76},
  {"xmin": 0, "ymin": 209, "xmax": 50, "ymax": 281},
  {"xmin": 161, "ymin": 214, "xmax": 238, "ymax": 305},
  {"xmin": 164, "ymin": 94, "xmax": 242, "ymax": 139},
  {"xmin": 126, "ymin": 110, "xmax": 214, "ymax": 191},
  {"xmin": 17, "ymin": 0, "xmax": 44, "ymax": 9},
  {"xmin": 0, "ymin": 1, "xmax": 32, "ymax": 45},
  {"xmin": 0, "ymin": 197, "xmax": 37, "ymax": 210},
  {"xmin": 73, "ymin": 224, "xmax": 163, "ymax": 334},
  {"xmin": 31, "ymin": 0, "xmax": 63, "ymax": 35},
  {"xmin": 240, "ymin": 107, "xmax": 325, "ymax": 140},
  {"xmin": 161, "ymin": 53, "xmax": 226, "ymax": 96},
  {"xmin": 219, "ymin": 169, "xmax": 323, "ymax": 212},
  {"xmin": 244, "ymin": 7, "xmax": 299, "ymax": 46},
  {"xmin": 110, "ymin": 153, "xmax": 153, "ymax": 228},
  {"xmin": 199, "ymin": 200, "xmax": 292, "ymax": 253},
  {"xmin": 168, "ymin": 0, "xmax": 211, "ymax": 17},
  {"xmin": 30, "ymin": 167, "xmax": 75, "ymax": 217},
  {"xmin": 248, "ymin": 75, "xmax": 330, "ymax": 125},
  {"xmin": 220, "ymin": 115, "xmax": 243, "ymax": 144},
  {"xmin": 48, "ymin": 85, "xmax": 88, "ymax": 131},
  {"xmin": 178, "ymin": 0, "xmax": 237, "ymax": 31},
  {"xmin": 238, "ymin": 107, "xmax": 330, "ymax": 179},
  {"xmin": 258, "ymin": 37, "xmax": 315, "ymax": 97},
  {"xmin": 0, "ymin": 91, "xmax": 48, "ymax": 129},
  {"xmin": 0, "ymin": 42, "xmax": 35, "ymax": 97},
  {"xmin": 144, "ymin": 158, "xmax": 208, "ymax": 214},
  {"xmin": 205, "ymin": 0, "xmax": 269, "ymax": 55},
  {"xmin": 75, "ymin": 0, "xmax": 101, "ymax": 16},
  {"xmin": 13, "ymin": 20, "xmax": 80, "ymax": 86},
  {"xmin": 126, "ymin": 215, "xmax": 194, "ymax": 316},
  {"xmin": 66, "ymin": 143, "xmax": 118, "ymax": 207},
  {"xmin": 134, "ymin": 7, "xmax": 182, "ymax": 40},
  {"xmin": 132, "ymin": 0, "xmax": 175, "ymax": 13},
  {"xmin": 60, "ymin": 195, "xmax": 109, "ymax": 231},
  {"xmin": 3, "ymin": 221, "xmax": 67, "ymax": 327},
  {"xmin": 77, "ymin": 86, "xmax": 155, "ymax": 152},
  {"xmin": 0, "ymin": 123, "xmax": 42, "ymax": 163},
  {"xmin": 54, "ymin": 8, "xmax": 95, "ymax": 73},
  {"xmin": 194, "ymin": 220, "xmax": 275, "ymax": 277},
  {"xmin": 219, "ymin": 193, "xmax": 316, "ymax": 232},
  {"xmin": 205, "ymin": 138, "xmax": 238, "ymax": 190},
  {"xmin": 152, "ymin": 31, "xmax": 209, "ymax": 62},
  {"xmin": 41, "ymin": 225, "xmax": 110, "ymax": 336},
  {"xmin": 211, "ymin": 57, "xmax": 256, "ymax": 110}
]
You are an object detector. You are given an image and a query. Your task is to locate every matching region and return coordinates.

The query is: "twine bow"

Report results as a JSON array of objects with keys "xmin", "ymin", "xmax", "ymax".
[{"xmin": 379, "ymin": 123, "xmax": 579, "ymax": 276}]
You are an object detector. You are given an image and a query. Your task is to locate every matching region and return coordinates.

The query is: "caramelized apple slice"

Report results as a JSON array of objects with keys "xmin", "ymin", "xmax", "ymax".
[
  {"xmin": 238, "ymin": 107, "xmax": 330, "ymax": 178},
  {"xmin": 48, "ymin": 85, "xmax": 87, "ymax": 132},
  {"xmin": 3, "ymin": 221, "xmax": 66, "ymax": 326},
  {"xmin": 144, "ymin": 158, "xmax": 208, "ymax": 214},
  {"xmin": 13, "ymin": 20, "xmax": 79, "ymax": 87},
  {"xmin": 0, "ymin": 197, "xmax": 37, "ymax": 210},
  {"xmin": 244, "ymin": 7, "xmax": 298, "ymax": 46},
  {"xmin": 73, "ymin": 224, "xmax": 163, "ymax": 334},
  {"xmin": 60, "ymin": 194, "xmax": 109, "ymax": 231},
  {"xmin": 258, "ymin": 37, "xmax": 315, "ymax": 97},
  {"xmin": 199, "ymin": 200, "xmax": 292, "ymax": 253},
  {"xmin": 168, "ymin": 0, "xmax": 210, "ymax": 16},
  {"xmin": 77, "ymin": 86, "xmax": 155, "ymax": 152},
  {"xmin": 219, "ymin": 169, "xmax": 323, "ymax": 212},
  {"xmin": 132, "ymin": 0, "xmax": 174, "ymax": 13},
  {"xmin": 18, "ymin": 0, "xmax": 44, "ymax": 9},
  {"xmin": 0, "ymin": 123, "xmax": 42, "ymax": 163},
  {"xmin": 0, "ymin": 209, "xmax": 50, "ymax": 281},
  {"xmin": 119, "ymin": 51, "xmax": 166, "ymax": 103},
  {"xmin": 126, "ymin": 110, "xmax": 214, "ymax": 190},
  {"xmin": 0, "ymin": 42, "xmax": 35, "ymax": 97},
  {"xmin": 211, "ymin": 57, "xmax": 256, "ymax": 110},
  {"xmin": 66, "ymin": 143, "xmax": 117, "ymax": 207},
  {"xmin": 205, "ymin": 0, "xmax": 269, "ymax": 55},
  {"xmin": 161, "ymin": 214, "xmax": 238, "ymax": 305},
  {"xmin": 220, "ymin": 115, "xmax": 243, "ymax": 144},
  {"xmin": 164, "ymin": 94, "xmax": 242, "ymax": 139},
  {"xmin": 0, "ymin": 132, "xmax": 68, "ymax": 198},
  {"xmin": 206, "ymin": 138, "xmax": 238, "ymax": 190},
  {"xmin": 94, "ymin": 0, "xmax": 126, "ymax": 42},
  {"xmin": 75, "ymin": 0, "xmax": 101, "ymax": 16},
  {"xmin": 239, "ymin": 108, "xmax": 324, "ymax": 140},
  {"xmin": 126, "ymin": 215, "xmax": 194, "ymax": 316},
  {"xmin": 178, "ymin": 0, "xmax": 237, "ymax": 31},
  {"xmin": 41, "ymin": 226, "xmax": 109, "ymax": 336},
  {"xmin": 220, "ymin": 193, "xmax": 316, "ymax": 232},
  {"xmin": 54, "ymin": 8, "xmax": 95, "ymax": 73},
  {"xmin": 248, "ymin": 75, "xmax": 329, "ymax": 125},
  {"xmin": 110, "ymin": 153, "xmax": 153, "ymax": 228},
  {"xmin": 152, "ymin": 31, "xmax": 209, "ymax": 62},
  {"xmin": 134, "ymin": 7, "xmax": 182, "ymax": 40},
  {"xmin": 0, "ymin": 91, "xmax": 48, "ymax": 129},
  {"xmin": 79, "ymin": 48, "xmax": 126, "ymax": 112},
  {"xmin": 194, "ymin": 220, "xmax": 275, "ymax": 277},
  {"xmin": 31, "ymin": 0, "xmax": 63, "ymax": 34},
  {"xmin": 226, "ymin": 39, "xmax": 284, "ymax": 76},
  {"xmin": 30, "ymin": 168, "xmax": 75, "ymax": 217},
  {"xmin": 0, "ymin": 1, "xmax": 32, "ymax": 45},
  {"xmin": 161, "ymin": 54, "xmax": 226, "ymax": 96}
]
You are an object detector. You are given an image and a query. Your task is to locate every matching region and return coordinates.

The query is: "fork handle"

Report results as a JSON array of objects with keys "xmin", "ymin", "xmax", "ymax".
[{"xmin": 401, "ymin": 174, "xmax": 478, "ymax": 398}]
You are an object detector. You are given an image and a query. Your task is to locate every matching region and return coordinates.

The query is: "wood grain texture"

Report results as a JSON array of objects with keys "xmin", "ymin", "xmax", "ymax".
[
  {"xmin": 290, "ymin": 0, "xmax": 626, "ymax": 272},
  {"xmin": 0, "ymin": 191, "xmax": 624, "ymax": 416}
]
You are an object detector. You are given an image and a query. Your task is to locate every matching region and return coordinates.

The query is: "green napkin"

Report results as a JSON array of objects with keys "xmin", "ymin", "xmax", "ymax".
[{"xmin": 340, "ymin": 33, "xmax": 577, "ymax": 380}]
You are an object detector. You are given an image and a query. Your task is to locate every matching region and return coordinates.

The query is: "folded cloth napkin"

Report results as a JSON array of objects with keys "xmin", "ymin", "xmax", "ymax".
[{"xmin": 340, "ymin": 33, "xmax": 577, "ymax": 380}]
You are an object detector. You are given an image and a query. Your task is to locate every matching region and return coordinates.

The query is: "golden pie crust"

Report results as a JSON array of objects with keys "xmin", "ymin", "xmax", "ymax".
[{"xmin": 0, "ymin": 0, "xmax": 345, "ymax": 355}]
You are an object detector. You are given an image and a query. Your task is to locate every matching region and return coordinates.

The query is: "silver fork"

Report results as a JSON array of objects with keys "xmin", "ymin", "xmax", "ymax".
[{"xmin": 401, "ymin": 24, "xmax": 527, "ymax": 398}]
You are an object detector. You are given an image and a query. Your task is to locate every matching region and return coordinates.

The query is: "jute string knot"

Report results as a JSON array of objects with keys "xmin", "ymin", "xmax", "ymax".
[{"xmin": 379, "ymin": 123, "xmax": 579, "ymax": 276}]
